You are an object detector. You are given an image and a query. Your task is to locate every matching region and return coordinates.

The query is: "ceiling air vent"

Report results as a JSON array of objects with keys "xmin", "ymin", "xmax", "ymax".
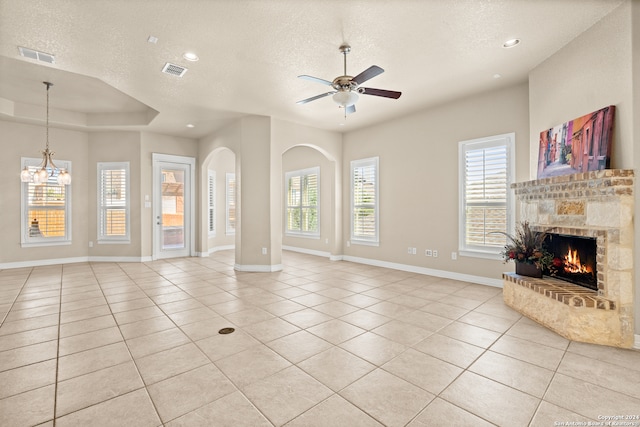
[
  {"xmin": 18, "ymin": 46, "xmax": 55, "ymax": 64},
  {"xmin": 162, "ymin": 62, "xmax": 188, "ymax": 77}
]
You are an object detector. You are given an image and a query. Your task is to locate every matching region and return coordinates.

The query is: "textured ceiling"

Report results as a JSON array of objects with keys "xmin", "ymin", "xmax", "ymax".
[{"xmin": 0, "ymin": 0, "xmax": 623, "ymax": 138}]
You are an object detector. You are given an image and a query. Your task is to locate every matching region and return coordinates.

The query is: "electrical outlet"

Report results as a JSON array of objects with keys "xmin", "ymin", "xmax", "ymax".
[
  {"xmin": 88, "ymin": 241, "xmax": 93, "ymax": 248},
  {"xmin": 425, "ymin": 249, "xmax": 432, "ymax": 257},
  {"xmin": 433, "ymin": 250, "xmax": 438, "ymax": 258},
  {"xmin": 347, "ymin": 241, "xmax": 350, "ymax": 247},
  {"xmin": 451, "ymin": 252, "xmax": 457, "ymax": 260},
  {"xmin": 412, "ymin": 247, "xmax": 417, "ymax": 255},
  {"xmin": 261, "ymin": 247, "xmax": 267, "ymax": 255}
]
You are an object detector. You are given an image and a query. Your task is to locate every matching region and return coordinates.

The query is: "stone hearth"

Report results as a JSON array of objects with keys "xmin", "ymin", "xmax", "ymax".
[{"xmin": 502, "ymin": 169, "xmax": 634, "ymax": 348}]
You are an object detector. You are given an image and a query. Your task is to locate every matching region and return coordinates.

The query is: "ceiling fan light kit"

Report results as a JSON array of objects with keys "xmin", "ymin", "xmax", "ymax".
[{"xmin": 297, "ymin": 44, "xmax": 401, "ymax": 116}]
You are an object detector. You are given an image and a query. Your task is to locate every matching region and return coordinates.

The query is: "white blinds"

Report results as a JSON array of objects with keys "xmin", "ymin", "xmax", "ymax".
[
  {"xmin": 463, "ymin": 142, "xmax": 509, "ymax": 248},
  {"xmin": 208, "ymin": 171, "xmax": 215, "ymax": 234},
  {"xmin": 351, "ymin": 157, "xmax": 378, "ymax": 242},
  {"xmin": 285, "ymin": 168, "xmax": 319, "ymax": 235},
  {"xmin": 226, "ymin": 173, "xmax": 236, "ymax": 234},
  {"xmin": 98, "ymin": 163, "xmax": 129, "ymax": 241}
]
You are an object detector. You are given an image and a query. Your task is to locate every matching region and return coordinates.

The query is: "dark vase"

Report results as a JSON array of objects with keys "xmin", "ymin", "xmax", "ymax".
[{"xmin": 515, "ymin": 262, "xmax": 543, "ymax": 278}]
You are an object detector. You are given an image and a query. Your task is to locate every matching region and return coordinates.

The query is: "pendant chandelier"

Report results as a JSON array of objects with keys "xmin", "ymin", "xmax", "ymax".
[{"xmin": 20, "ymin": 81, "xmax": 71, "ymax": 185}]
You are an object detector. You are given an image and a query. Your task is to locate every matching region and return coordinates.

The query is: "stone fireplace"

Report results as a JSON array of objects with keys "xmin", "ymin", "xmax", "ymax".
[{"xmin": 502, "ymin": 169, "xmax": 634, "ymax": 348}]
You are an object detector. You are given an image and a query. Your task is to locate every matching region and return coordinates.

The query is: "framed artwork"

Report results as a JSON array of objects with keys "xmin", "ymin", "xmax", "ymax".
[{"xmin": 537, "ymin": 105, "xmax": 615, "ymax": 179}]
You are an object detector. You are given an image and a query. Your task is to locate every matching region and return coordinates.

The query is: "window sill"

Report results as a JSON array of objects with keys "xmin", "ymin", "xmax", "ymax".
[
  {"xmin": 98, "ymin": 240, "xmax": 131, "ymax": 245},
  {"xmin": 350, "ymin": 239, "xmax": 379, "ymax": 247},
  {"xmin": 285, "ymin": 233, "xmax": 320, "ymax": 240},
  {"xmin": 21, "ymin": 240, "xmax": 72, "ymax": 248}
]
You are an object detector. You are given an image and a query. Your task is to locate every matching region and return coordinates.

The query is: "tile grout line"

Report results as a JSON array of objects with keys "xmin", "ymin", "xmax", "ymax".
[
  {"xmin": 51, "ymin": 264, "xmax": 65, "ymax": 427},
  {"xmin": 0, "ymin": 268, "xmax": 33, "ymax": 328}
]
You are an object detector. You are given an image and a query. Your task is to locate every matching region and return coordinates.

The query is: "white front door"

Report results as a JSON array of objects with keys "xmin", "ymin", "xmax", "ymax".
[{"xmin": 152, "ymin": 154, "xmax": 195, "ymax": 260}]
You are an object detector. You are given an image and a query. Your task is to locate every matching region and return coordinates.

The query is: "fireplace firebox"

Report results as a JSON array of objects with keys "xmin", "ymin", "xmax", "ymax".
[{"xmin": 543, "ymin": 233, "xmax": 597, "ymax": 291}]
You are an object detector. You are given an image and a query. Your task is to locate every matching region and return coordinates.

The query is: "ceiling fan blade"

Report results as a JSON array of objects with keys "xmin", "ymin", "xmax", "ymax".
[
  {"xmin": 296, "ymin": 91, "xmax": 335, "ymax": 105},
  {"xmin": 345, "ymin": 104, "xmax": 356, "ymax": 115},
  {"xmin": 352, "ymin": 65, "xmax": 384, "ymax": 85},
  {"xmin": 361, "ymin": 87, "xmax": 402, "ymax": 99},
  {"xmin": 298, "ymin": 75, "xmax": 333, "ymax": 86}
]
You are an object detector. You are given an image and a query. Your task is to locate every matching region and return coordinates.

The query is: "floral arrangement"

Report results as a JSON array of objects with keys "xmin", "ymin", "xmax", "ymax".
[{"xmin": 493, "ymin": 221, "xmax": 554, "ymax": 270}]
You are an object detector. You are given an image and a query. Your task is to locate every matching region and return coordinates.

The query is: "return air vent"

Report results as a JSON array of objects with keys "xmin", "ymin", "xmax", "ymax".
[
  {"xmin": 18, "ymin": 46, "xmax": 55, "ymax": 64},
  {"xmin": 162, "ymin": 62, "xmax": 187, "ymax": 77}
]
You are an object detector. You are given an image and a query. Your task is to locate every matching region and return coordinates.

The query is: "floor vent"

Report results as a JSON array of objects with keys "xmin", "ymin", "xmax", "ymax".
[
  {"xmin": 18, "ymin": 47, "xmax": 55, "ymax": 64},
  {"xmin": 162, "ymin": 62, "xmax": 188, "ymax": 77}
]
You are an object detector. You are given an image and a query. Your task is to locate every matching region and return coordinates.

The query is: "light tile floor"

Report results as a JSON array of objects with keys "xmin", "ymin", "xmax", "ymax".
[{"xmin": 1, "ymin": 251, "xmax": 639, "ymax": 426}]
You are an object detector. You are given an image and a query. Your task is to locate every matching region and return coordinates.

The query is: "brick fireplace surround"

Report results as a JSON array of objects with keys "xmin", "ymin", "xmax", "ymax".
[{"xmin": 502, "ymin": 169, "xmax": 635, "ymax": 348}]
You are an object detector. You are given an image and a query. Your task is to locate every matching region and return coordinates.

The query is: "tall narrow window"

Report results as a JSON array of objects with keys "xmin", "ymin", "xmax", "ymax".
[
  {"xmin": 98, "ymin": 162, "xmax": 130, "ymax": 243},
  {"xmin": 459, "ymin": 133, "xmax": 515, "ymax": 258},
  {"xmin": 285, "ymin": 167, "xmax": 319, "ymax": 237},
  {"xmin": 226, "ymin": 172, "xmax": 236, "ymax": 235},
  {"xmin": 208, "ymin": 170, "xmax": 216, "ymax": 235},
  {"xmin": 351, "ymin": 157, "xmax": 379, "ymax": 245},
  {"xmin": 21, "ymin": 157, "xmax": 72, "ymax": 246}
]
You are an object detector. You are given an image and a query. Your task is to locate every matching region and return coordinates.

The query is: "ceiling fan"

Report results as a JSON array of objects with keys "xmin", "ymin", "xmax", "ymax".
[{"xmin": 296, "ymin": 44, "xmax": 401, "ymax": 115}]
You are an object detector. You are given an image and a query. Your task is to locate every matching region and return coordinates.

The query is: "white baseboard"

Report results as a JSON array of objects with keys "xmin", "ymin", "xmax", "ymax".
[
  {"xmin": 282, "ymin": 246, "xmax": 332, "ymax": 259},
  {"xmin": 0, "ymin": 255, "xmax": 153, "ymax": 269},
  {"xmin": 341, "ymin": 255, "xmax": 504, "ymax": 288},
  {"xmin": 635, "ymin": 334, "xmax": 640, "ymax": 350},
  {"xmin": 234, "ymin": 263, "xmax": 283, "ymax": 272}
]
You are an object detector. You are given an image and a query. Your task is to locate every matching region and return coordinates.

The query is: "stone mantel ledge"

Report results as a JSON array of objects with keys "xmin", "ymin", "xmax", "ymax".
[{"xmin": 511, "ymin": 169, "xmax": 634, "ymax": 195}]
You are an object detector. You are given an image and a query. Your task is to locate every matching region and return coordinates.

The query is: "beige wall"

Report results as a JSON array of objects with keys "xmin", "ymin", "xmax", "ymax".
[
  {"xmin": 281, "ymin": 146, "xmax": 334, "ymax": 253},
  {"xmin": 272, "ymin": 119, "xmax": 343, "ymax": 257},
  {"xmin": 528, "ymin": 0, "xmax": 633, "ymax": 175},
  {"xmin": 529, "ymin": 0, "xmax": 638, "ymax": 338},
  {"xmin": 342, "ymin": 83, "xmax": 530, "ymax": 281},
  {"xmin": 0, "ymin": 120, "xmax": 89, "ymax": 265},
  {"xmin": 88, "ymin": 131, "xmax": 142, "ymax": 258}
]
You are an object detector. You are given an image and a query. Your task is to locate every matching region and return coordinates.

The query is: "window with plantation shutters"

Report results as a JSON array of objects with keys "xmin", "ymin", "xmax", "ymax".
[
  {"xmin": 459, "ymin": 133, "xmax": 515, "ymax": 258},
  {"xmin": 351, "ymin": 157, "xmax": 379, "ymax": 245},
  {"xmin": 21, "ymin": 157, "xmax": 72, "ymax": 247},
  {"xmin": 226, "ymin": 173, "xmax": 236, "ymax": 235},
  {"xmin": 98, "ymin": 162, "xmax": 130, "ymax": 243},
  {"xmin": 208, "ymin": 170, "xmax": 216, "ymax": 236},
  {"xmin": 285, "ymin": 167, "xmax": 319, "ymax": 237}
]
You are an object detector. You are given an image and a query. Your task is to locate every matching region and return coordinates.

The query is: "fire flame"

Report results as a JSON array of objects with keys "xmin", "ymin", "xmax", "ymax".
[{"xmin": 564, "ymin": 246, "xmax": 592, "ymax": 274}]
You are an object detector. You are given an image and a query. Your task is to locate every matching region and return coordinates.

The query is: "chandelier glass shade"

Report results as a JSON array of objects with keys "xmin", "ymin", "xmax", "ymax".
[{"xmin": 20, "ymin": 82, "xmax": 71, "ymax": 185}]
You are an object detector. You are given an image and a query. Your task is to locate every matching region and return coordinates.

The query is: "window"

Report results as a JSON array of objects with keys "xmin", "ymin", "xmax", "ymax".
[
  {"xmin": 98, "ymin": 162, "xmax": 130, "ymax": 243},
  {"xmin": 21, "ymin": 157, "xmax": 72, "ymax": 247},
  {"xmin": 350, "ymin": 157, "xmax": 379, "ymax": 245},
  {"xmin": 459, "ymin": 133, "xmax": 515, "ymax": 258},
  {"xmin": 208, "ymin": 170, "xmax": 216, "ymax": 236},
  {"xmin": 226, "ymin": 172, "xmax": 236, "ymax": 235},
  {"xmin": 285, "ymin": 167, "xmax": 319, "ymax": 237}
]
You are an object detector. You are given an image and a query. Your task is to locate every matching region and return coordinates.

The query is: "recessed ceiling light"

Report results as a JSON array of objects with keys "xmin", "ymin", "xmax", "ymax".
[
  {"xmin": 186, "ymin": 123, "xmax": 195, "ymax": 128},
  {"xmin": 503, "ymin": 38, "xmax": 520, "ymax": 48},
  {"xmin": 183, "ymin": 52, "xmax": 199, "ymax": 62},
  {"xmin": 147, "ymin": 35, "xmax": 158, "ymax": 44},
  {"xmin": 493, "ymin": 73, "xmax": 502, "ymax": 79}
]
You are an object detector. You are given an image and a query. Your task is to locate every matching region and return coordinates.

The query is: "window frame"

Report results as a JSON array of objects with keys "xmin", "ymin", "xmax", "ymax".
[
  {"xmin": 225, "ymin": 172, "xmax": 236, "ymax": 235},
  {"xmin": 284, "ymin": 166, "xmax": 320, "ymax": 238},
  {"xmin": 458, "ymin": 132, "xmax": 515, "ymax": 259},
  {"xmin": 350, "ymin": 156, "xmax": 379, "ymax": 246},
  {"xmin": 97, "ymin": 161, "xmax": 130, "ymax": 244},
  {"xmin": 21, "ymin": 157, "xmax": 72, "ymax": 247},
  {"xmin": 208, "ymin": 170, "xmax": 216, "ymax": 237}
]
